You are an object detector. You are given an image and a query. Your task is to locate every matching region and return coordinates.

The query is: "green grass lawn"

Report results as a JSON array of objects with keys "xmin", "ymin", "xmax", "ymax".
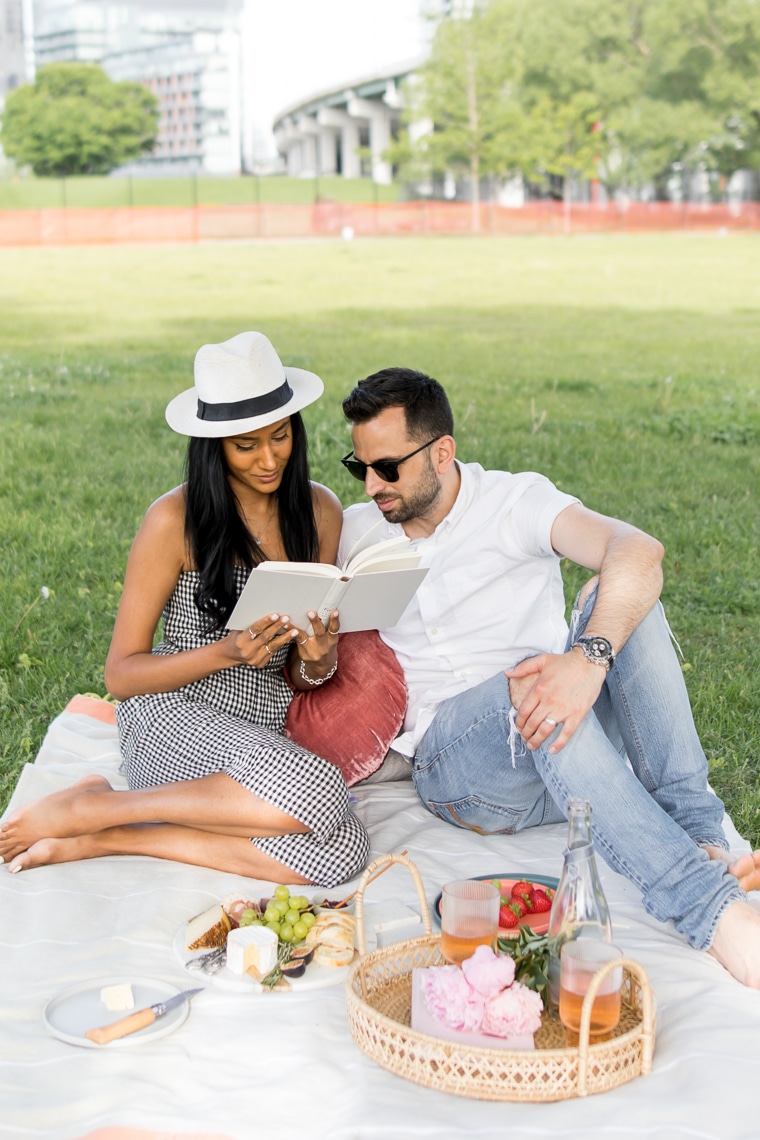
[
  {"xmin": 0, "ymin": 174, "xmax": 400, "ymax": 210},
  {"xmin": 0, "ymin": 233, "xmax": 758, "ymax": 841}
]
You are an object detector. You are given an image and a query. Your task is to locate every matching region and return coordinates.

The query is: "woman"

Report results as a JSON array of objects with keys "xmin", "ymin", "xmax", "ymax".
[{"xmin": 0, "ymin": 331, "xmax": 369, "ymax": 887}]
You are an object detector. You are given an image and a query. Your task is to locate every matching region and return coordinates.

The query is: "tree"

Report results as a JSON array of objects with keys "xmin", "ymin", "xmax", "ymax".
[
  {"xmin": 0, "ymin": 63, "xmax": 159, "ymax": 177},
  {"xmin": 515, "ymin": 0, "xmax": 760, "ymax": 198},
  {"xmin": 407, "ymin": 1, "xmax": 522, "ymax": 230}
]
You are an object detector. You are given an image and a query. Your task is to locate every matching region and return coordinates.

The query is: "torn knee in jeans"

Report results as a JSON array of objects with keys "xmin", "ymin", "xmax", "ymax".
[{"xmin": 578, "ymin": 574, "xmax": 600, "ymax": 610}]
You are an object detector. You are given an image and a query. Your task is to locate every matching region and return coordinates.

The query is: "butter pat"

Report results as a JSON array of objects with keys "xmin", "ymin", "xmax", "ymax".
[
  {"xmin": 226, "ymin": 926, "xmax": 278, "ymax": 978},
  {"xmin": 100, "ymin": 983, "xmax": 134, "ymax": 1012}
]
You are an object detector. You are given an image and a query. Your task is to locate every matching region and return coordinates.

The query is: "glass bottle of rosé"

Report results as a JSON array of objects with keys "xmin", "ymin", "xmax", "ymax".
[{"xmin": 546, "ymin": 798, "xmax": 613, "ymax": 1010}]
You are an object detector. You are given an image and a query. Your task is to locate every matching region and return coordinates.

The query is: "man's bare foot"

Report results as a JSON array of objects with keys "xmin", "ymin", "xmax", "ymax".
[
  {"xmin": 727, "ymin": 851, "xmax": 760, "ymax": 893},
  {"xmin": 0, "ymin": 775, "xmax": 112, "ymax": 860},
  {"xmin": 704, "ymin": 844, "xmax": 760, "ymax": 893},
  {"xmin": 708, "ymin": 900, "xmax": 760, "ymax": 988}
]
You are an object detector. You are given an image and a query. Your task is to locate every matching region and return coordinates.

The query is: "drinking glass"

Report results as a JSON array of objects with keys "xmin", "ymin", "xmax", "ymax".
[
  {"xmin": 559, "ymin": 940, "xmax": 623, "ymax": 1043},
  {"xmin": 440, "ymin": 880, "xmax": 500, "ymax": 966}
]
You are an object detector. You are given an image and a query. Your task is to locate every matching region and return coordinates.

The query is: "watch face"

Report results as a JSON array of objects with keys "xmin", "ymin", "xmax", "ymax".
[{"xmin": 586, "ymin": 637, "xmax": 612, "ymax": 659}]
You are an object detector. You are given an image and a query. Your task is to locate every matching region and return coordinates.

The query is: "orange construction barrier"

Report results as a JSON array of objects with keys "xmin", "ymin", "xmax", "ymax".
[{"xmin": 0, "ymin": 199, "xmax": 757, "ymax": 246}]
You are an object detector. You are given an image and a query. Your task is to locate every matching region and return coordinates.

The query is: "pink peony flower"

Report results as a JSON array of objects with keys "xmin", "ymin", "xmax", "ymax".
[
  {"xmin": 422, "ymin": 964, "xmax": 486, "ymax": 1032},
  {"xmin": 461, "ymin": 944, "xmax": 516, "ymax": 998},
  {"xmin": 481, "ymin": 981, "xmax": 543, "ymax": 1039}
]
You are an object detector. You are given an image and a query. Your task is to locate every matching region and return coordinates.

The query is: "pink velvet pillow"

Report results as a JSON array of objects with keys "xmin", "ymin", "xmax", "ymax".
[{"xmin": 284, "ymin": 630, "xmax": 407, "ymax": 786}]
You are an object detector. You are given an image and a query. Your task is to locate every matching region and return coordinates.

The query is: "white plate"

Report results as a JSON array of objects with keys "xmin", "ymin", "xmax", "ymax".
[
  {"xmin": 43, "ymin": 976, "xmax": 191, "ymax": 1049},
  {"xmin": 174, "ymin": 917, "xmax": 376, "ymax": 994}
]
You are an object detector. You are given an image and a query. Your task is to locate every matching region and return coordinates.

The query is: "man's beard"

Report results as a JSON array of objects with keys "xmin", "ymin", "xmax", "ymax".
[{"xmin": 374, "ymin": 457, "xmax": 442, "ymax": 524}]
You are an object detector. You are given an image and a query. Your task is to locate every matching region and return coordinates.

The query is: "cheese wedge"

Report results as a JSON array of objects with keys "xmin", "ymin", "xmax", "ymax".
[{"xmin": 185, "ymin": 903, "xmax": 232, "ymax": 951}]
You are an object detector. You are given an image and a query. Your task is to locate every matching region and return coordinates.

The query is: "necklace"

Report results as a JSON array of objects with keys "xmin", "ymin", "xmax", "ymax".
[{"xmin": 250, "ymin": 503, "xmax": 277, "ymax": 547}]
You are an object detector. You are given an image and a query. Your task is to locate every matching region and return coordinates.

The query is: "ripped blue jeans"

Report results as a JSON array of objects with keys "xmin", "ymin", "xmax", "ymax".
[{"xmin": 412, "ymin": 586, "xmax": 744, "ymax": 949}]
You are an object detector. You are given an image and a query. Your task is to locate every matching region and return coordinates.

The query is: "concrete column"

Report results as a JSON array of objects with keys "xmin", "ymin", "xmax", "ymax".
[
  {"xmin": 341, "ymin": 122, "xmax": 361, "ymax": 178},
  {"xmin": 347, "ymin": 94, "xmax": 395, "ymax": 184},
  {"xmin": 318, "ymin": 106, "xmax": 362, "ymax": 178},
  {"xmin": 318, "ymin": 129, "xmax": 337, "ymax": 175},
  {"xmin": 301, "ymin": 134, "xmax": 317, "ymax": 177}
]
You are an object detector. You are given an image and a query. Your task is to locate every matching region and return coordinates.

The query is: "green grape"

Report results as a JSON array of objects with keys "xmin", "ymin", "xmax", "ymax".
[
  {"xmin": 239, "ymin": 908, "xmax": 257, "ymax": 926},
  {"xmin": 284, "ymin": 908, "xmax": 300, "ymax": 925},
  {"xmin": 274, "ymin": 885, "xmax": 291, "ymax": 901},
  {"xmin": 264, "ymin": 905, "xmax": 280, "ymax": 924},
  {"xmin": 266, "ymin": 920, "xmax": 281, "ymax": 935},
  {"xmin": 273, "ymin": 898, "xmax": 290, "ymax": 916},
  {"xmin": 301, "ymin": 911, "xmax": 316, "ymax": 929},
  {"xmin": 279, "ymin": 923, "xmax": 294, "ymax": 942},
  {"xmin": 291, "ymin": 896, "xmax": 309, "ymax": 910},
  {"xmin": 292, "ymin": 919, "xmax": 308, "ymax": 941}
]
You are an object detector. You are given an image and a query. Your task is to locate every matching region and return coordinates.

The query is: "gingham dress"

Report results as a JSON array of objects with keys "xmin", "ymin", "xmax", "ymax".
[{"xmin": 116, "ymin": 568, "xmax": 369, "ymax": 887}]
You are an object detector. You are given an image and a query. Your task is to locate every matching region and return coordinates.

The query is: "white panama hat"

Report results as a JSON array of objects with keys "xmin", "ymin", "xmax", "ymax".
[{"xmin": 165, "ymin": 330, "xmax": 324, "ymax": 438}]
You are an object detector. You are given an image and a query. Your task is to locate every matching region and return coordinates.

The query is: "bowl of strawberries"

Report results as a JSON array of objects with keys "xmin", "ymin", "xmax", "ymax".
[{"xmin": 432, "ymin": 873, "xmax": 559, "ymax": 938}]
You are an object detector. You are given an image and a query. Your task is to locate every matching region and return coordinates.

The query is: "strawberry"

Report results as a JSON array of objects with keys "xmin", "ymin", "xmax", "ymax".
[
  {"xmin": 510, "ymin": 880, "xmax": 533, "ymax": 901},
  {"xmin": 509, "ymin": 895, "xmax": 528, "ymax": 918},
  {"xmin": 498, "ymin": 902, "xmax": 522, "ymax": 929},
  {"xmin": 529, "ymin": 888, "xmax": 553, "ymax": 913}
]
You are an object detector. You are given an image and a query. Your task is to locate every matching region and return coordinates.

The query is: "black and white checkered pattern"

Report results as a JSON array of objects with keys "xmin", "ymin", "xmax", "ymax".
[{"xmin": 116, "ymin": 569, "xmax": 369, "ymax": 886}]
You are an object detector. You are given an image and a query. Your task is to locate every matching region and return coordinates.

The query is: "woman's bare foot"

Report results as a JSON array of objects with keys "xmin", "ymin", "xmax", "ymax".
[
  {"xmin": 708, "ymin": 900, "xmax": 760, "ymax": 988},
  {"xmin": 6, "ymin": 834, "xmax": 103, "ymax": 873},
  {"xmin": 704, "ymin": 845, "xmax": 760, "ymax": 893},
  {"xmin": 0, "ymin": 775, "xmax": 112, "ymax": 860}
]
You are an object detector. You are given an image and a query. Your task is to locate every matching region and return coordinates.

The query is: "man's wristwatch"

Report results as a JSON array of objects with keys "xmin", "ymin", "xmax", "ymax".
[{"xmin": 572, "ymin": 635, "xmax": 615, "ymax": 672}]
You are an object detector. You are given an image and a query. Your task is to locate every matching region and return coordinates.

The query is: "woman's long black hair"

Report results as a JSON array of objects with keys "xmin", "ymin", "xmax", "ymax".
[{"xmin": 183, "ymin": 412, "xmax": 320, "ymax": 629}]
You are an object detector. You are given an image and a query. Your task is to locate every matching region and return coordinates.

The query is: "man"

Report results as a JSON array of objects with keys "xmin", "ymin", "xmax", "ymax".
[{"xmin": 339, "ymin": 366, "xmax": 760, "ymax": 988}]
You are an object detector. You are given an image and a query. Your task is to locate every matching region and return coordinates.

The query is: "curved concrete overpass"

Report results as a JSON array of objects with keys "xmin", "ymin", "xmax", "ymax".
[{"xmin": 272, "ymin": 57, "xmax": 424, "ymax": 185}]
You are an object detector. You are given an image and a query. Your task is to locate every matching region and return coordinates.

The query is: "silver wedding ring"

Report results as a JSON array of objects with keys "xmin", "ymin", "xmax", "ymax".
[
  {"xmin": 299, "ymin": 637, "xmax": 308, "ymax": 646},
  {"xmin": 544, "ymin": 716, "xmax": 557, "ymax": 726},
  {"xmin": 248, "ymin": 628, "xmax": 256, "ymax": 641},
  {"xmin": 264, "ymin": 642, "xmax": 272, "ymax": 655}
]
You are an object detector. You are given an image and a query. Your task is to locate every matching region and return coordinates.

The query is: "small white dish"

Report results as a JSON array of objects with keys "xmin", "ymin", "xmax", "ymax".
[
  {"xmin": 43, "ymin": 976, "xmax": 191, "ymax": 1049},
  {"xmin": 310, "ymin": 892, "xmax": 356, "ymax": 917}
]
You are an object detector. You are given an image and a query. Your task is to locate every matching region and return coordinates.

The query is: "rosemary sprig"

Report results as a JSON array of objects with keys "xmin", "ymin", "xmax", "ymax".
[
  {"xmin": 260, "ymin": 941, "xmax": 293, "ymax": 990},
  {"xmin": 497, "ymin": 926, "xmax": 550, "ymax": 1002}
]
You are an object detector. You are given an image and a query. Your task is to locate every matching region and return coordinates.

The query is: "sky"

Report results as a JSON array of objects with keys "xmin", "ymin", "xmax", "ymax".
[{"xmin": 241, "ymin": 0, "xmax": 431, "ymax": 164}]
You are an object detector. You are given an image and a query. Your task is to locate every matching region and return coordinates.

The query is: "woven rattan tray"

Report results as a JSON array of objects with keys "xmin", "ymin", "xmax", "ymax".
[{"xmin": 346, "ymin": 854, "xmax": 656, "ymax": 1102}]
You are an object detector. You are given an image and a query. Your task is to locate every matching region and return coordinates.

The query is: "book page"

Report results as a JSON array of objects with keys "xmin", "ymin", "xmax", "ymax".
[
  {"xmin": 257, "ymin": 561, "xmax": 339, "ymax": 579},
  {"xmin": 352, "ymin": 552, "xmax": 421, "ymax": 574},
  {"xmin": 346, "ymin": 537, "xmax": 418, "ymax": 574},
  {"xmin": 340, "ymin": 520, "xmax": 387, "ymax": 570}
]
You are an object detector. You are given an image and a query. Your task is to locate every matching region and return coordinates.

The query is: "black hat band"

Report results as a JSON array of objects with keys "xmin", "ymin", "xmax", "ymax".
[{"xmin": 197, "ymin": 377, "xmax": 293, "ymax": 422}]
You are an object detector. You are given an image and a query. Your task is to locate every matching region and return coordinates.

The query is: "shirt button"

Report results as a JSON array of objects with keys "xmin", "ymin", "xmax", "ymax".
[{"xmin": 430, "ymin": 627, "xmax": 438, "ymax": 636}]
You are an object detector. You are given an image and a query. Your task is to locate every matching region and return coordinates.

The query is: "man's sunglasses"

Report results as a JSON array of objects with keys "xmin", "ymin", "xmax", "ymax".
[{"xmin": 340, "ymin": 437, "xmax": 442, "ymax": 483}]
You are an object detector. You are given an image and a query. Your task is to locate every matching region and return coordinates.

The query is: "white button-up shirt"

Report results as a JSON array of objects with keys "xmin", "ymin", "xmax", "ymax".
[{"xmin": 339, "ymin": 462, "xmax": 579, "ymax": 756}]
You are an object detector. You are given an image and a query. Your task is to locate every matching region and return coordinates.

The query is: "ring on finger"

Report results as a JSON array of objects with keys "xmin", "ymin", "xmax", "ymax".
[
  {"xmin": 299, "ymin": 636, "xmax": 308, "ymax": 646},
  {"xmin": 264, "ymin": 642, "xmax": 272, "ymax": 655},
  {"xmin": 544, "ymin": 716, "xmax": 557, "ymax": 726},
  {"xmin": 248, "ymin": 628, "xmax": 256, "ymax": 641},
  {"xmin": 328, "ymin": 630, "xmax": 339, "ymax": 639}
]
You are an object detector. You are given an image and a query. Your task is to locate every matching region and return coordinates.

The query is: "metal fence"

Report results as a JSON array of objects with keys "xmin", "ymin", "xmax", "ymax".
[{"xmin": 1, "ymin": 199, "xmax": 758, "ymax": 245}]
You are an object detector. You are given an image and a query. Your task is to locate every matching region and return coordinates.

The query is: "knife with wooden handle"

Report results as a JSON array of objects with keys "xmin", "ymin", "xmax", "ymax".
[{"xmin": 85, "ymin": 987, "xmax": 202, "ymax": 1045}]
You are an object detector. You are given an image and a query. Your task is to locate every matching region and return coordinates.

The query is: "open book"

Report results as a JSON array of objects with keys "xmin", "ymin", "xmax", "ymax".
[{"xmin": 226, "ymin": 522, "xmax": 429, "ymax": 635}]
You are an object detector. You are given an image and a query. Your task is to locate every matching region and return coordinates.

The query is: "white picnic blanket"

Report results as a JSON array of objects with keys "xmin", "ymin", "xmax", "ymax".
[{"xmin": 2, "ymin": 707, "xmax": 760, "ymax": 1140}]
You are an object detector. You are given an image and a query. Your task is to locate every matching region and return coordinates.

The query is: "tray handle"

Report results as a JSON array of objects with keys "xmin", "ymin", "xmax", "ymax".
[
  {"xmin": 354, "ymin": 853, "xmax": 432, "ymax": 956},
  {"xmin": 576, "ymin": 957, "xmax": 655, "ymax": 1096}
]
